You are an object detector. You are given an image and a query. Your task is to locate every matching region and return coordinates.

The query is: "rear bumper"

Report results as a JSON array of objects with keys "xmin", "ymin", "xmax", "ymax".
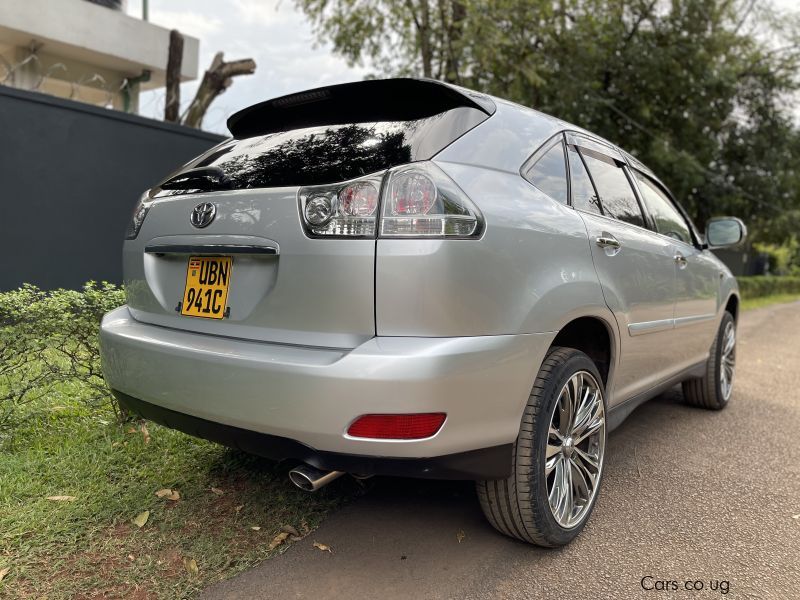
[
  {"xmin": 100, "ymin": 306, "xmax": 554, "ymax": 478},
  {"xmin": 113, "ymin": 391, "xmax": 512, "ymax": 479}
]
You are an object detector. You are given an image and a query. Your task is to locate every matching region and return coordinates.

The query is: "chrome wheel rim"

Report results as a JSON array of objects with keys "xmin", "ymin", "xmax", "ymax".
[
  {"xmin": 545, "ymin": 370, "xmax": 606, "ymax": 529},
  {"xmin": 720, "ymin": 321, "xmax": 736, "ymax": 401}
]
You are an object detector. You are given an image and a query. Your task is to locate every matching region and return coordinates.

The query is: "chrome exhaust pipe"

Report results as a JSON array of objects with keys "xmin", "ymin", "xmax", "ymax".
[{"xmin": 288, "ymin": 464, "xmax": 344, "ymax": 492}]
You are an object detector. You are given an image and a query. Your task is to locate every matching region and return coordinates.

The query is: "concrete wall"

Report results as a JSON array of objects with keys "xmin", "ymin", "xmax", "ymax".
[
  {"xmin": 0, "ymin": 85, "xmax": 224, "ymax": 291},
  {"xmin": 0, "ymin": 0, "xmax": 199, "ymax": 88}
]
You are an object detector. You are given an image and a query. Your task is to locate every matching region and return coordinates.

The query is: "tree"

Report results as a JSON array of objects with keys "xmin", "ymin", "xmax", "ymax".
[
  {"xmin": 164, "ymin": 31, "xmax": 256, "ymax": 130},
  {"xmin": 295, "ymin": 0, "xmax": 800, "ymax": 243}
]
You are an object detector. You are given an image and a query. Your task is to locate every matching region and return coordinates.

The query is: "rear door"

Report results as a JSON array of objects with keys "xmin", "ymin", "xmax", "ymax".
[
  {"xmin": 567, "ymin": 134, "xmax": 679, "ymax": 404},
  {"xmin": 122, "ymin": 79, "xmax": 493, "ymax": 349},
  {"xmin": 631, "ymin": 170, "xmax": 720, "ymax": 366}
]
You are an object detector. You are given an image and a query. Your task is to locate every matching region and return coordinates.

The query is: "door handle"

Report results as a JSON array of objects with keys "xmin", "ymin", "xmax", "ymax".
[
  {"xmin": 674, "ymin": 252, "xmax": 688, "ymax": 269},
  {"xmin": 595, "ymin": 236, "xmax": 621, "ymax": 249}
]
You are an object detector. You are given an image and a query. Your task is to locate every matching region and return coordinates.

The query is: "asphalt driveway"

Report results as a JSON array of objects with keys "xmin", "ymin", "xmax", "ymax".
[{"xmin": 203, "ymin": 301, "xmax": 800, "ymax": 600}]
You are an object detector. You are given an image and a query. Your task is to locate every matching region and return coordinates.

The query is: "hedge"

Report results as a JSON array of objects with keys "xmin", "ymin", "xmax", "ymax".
[
  {"xmin": 0, "ymin": 282, "xmax": 126, "ymax": 434},
  {"xmin": 737, "ymin": 276, "xmax": 800, "ymax": 300}
]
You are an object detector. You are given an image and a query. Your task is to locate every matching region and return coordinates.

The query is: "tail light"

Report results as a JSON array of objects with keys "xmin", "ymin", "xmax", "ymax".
[
  {"xmin": 380, "ymin": 163, "xmax": 483, "ymax": 238},
  {"xmin": 298, "ymin": 162, "xmax": 483, "ymax": 239},
  {"xmin": 299, "ymin": 174, "xmax": 383, "ymax": 237},
  {"xmin": 124, "ymin": 192, "xmax": 152, "ymax": 240},
  {"xmin": 347, "ymin": 413, "xmax": 447, "ymax": 440}
]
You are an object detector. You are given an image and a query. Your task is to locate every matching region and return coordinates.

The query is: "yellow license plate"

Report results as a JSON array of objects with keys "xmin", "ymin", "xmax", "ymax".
[{"xmin": 181, "ymin": 256, "xmax": 232, "ymax": 319}]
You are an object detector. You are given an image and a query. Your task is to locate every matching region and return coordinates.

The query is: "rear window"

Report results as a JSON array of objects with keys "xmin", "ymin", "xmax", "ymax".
[
  {"xmin": 580, "ymin": 150, "xmax": 645, "ymax": 228},
  {"xmin": 524, "ymin": 138, "xmax": 568, "ymax": 205},
  {"xmin": 154, "ymin": 108, "xmax": 488, "ymax": 197}
]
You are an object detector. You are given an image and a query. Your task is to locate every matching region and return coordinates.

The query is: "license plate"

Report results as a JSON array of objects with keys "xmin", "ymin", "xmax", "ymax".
[{"xmin": 181, "ymin": 256, "xmax": 232, "ymax": 319}]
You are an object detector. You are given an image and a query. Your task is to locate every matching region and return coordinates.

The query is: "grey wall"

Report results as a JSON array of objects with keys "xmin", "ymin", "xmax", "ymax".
[{"xmin": 0, "ymin": 85, "xmax": 224, "ymax": 291}]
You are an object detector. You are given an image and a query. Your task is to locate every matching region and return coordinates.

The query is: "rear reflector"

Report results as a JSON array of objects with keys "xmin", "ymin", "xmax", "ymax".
[{"xmin": 347, "ymin": 413, "xmax": 446, "ymax": 440}]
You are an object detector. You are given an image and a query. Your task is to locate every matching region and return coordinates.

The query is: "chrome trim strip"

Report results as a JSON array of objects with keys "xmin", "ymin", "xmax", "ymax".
[
  {"xmin": 674, "ymin": 313, "xmax": 716, "ymax": 328},
  {"xmin": 145, "ymin": 244, "xmax": 279, "ymax": 256},
  {"xmin": 628, "ymin": 318, "xmax": 674, "ymax": 336}
]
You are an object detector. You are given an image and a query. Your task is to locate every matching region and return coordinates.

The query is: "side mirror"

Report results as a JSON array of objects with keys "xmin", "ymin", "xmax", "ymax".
[{"xmin": 705, "ymin": 217, "xmax": 747, "ymax": 249}]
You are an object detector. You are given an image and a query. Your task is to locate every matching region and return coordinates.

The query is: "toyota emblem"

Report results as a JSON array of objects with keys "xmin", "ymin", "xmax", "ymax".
[{"xmin": 190, "ymin": 202, "xmax": 216, "ymax": 228}]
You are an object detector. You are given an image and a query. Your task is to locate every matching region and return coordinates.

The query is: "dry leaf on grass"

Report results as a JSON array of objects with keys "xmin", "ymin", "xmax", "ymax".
[
  {"xmin": 313, "ymin": 542, "xmax": 332, "ymax": 553},
  {"xmin": 0, "ymin": 567, "xmax": 9, "ymax": 583},
  {"xmin": 46, "ymin": 496, "xmax": 76, "ymax": 502},
  {"xmin": 132, "ymin": 510, "xmax": 150, "ymax": 528},
  {"xmin": 269, "ymin": 531, "xmax": 290, "ymax": 550},
  {"xmin": 141, "ymin": 424, "xmax": 151, "ymax": 444},
  {"xmin": 281, "ymin": 524, "xmax": 300, "ymax": 537},
  {"xmin": 251, "ymin": 526, "xmax": 261, "ymax": 531},
  {"xmin": 155, "ymin": 488, "xmax": 180, "ymax": 501},
  {"xmin": 234, "ymin": 504, "xmax": 244, "ymax": 513},
  {"xmin": 183, "ymin": 557, "xmax": 199, "ymax": 575},
  {"xmin": 210, "ymin": 487, "xmax": 224, "ymax": 496},
  {"xmin": 456, "ymin": 530, "xmax": 465, "ymax": 543}
]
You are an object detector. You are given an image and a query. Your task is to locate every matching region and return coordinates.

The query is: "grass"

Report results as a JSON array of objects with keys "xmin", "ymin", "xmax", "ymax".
[
  {"xmin": 741, "ymin": 292, "xmax": 800, "ymax": 311},
  {"xmin": 0, "ymin": 379, "xmax": 360, "ymax": 599}
]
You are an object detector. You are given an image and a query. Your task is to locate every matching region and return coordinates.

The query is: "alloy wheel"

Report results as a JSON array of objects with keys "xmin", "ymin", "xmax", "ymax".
[
  {"xmin": 545, "ymin": 371, "xmax": 606, "ymax": 529},
  {"xmin": 720, "ymin": 321, "xmax": 736, "ymax": 401}
]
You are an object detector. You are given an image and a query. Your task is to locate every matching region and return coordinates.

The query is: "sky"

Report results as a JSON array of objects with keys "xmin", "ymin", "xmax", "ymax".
[
  {"xmin": 126, "ymin": 0, "xmax": 799, "ymax": 134},
  {"xmin": 126, "ymin": 0, "xmax": 366, "ymax": 133}
]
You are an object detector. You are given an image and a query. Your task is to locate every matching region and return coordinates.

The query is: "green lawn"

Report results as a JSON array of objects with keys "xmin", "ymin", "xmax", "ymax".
[
  {"xmin": 741, "ymin": 293, "xmax": 800, "ymax": 311},
  {"xmin": 0, "ymin": 381, "xmax": 358, "ymax": 599}
]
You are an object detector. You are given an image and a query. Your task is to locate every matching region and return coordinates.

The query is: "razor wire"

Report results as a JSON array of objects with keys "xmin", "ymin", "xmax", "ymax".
[
  {"xmin": 0, "ymin": 52, "xmax": 118, "ymax": 107},
  {"xmin": 1, "ymin": 51, "xmax": 230, "ymax": 134}
]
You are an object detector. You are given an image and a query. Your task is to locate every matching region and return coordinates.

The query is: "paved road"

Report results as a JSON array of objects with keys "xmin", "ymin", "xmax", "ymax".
[{"xmin": 204, "ymin": 302, "xmax": 800, "ymax": 600}]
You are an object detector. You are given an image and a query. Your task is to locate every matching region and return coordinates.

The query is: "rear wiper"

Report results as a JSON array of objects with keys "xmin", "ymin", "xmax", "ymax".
[{"xmin": 159, "ymin": 166, "xmax": 233, "ymax": 191}]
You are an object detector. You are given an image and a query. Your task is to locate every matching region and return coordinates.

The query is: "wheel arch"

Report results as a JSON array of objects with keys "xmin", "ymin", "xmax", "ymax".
[
  {"xmin": 724, "ymin": 292, "xmax": 740, "ymax": 323},
  {"xmin": 549, "ymin": 314, "xmax": 617, "ymax": 392}
]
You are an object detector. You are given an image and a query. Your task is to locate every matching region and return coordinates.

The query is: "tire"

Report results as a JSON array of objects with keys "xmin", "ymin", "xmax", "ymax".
[
  {"xmin": 477, "ymin": 347, "xmax": 607, "ymax": 547},
  {"xmin": 682, "ymin": 311, "xmax": 736, "ymax": 410}
]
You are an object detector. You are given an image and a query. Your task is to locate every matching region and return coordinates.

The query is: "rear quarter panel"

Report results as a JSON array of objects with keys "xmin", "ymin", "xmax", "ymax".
[{"xmin": 376, "ymin": 162, "xmax": 614, "ymax": 337}]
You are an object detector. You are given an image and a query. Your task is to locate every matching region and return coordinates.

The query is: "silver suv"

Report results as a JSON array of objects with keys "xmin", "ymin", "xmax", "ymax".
[{"xmin": 100, "ymin": 78, "xmax": 746, "ymax": 546}]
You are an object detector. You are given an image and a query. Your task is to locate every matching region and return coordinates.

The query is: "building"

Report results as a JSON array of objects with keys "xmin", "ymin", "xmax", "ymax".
[{"xmin": 0, "ymin": 0, "xmax": 199, "ymax": 113}]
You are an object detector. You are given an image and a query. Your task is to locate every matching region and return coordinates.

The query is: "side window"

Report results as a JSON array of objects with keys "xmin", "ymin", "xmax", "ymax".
[
  {"xmin": 580, "ymin": 150, "xmax": 645, "ymax": 228},
  {"xmin": 567, "ymin": 146, "xmax": 601, "ymax": 215},
  {"xmin": 634, "ymin": 172, "xmax": 692, "ymax": 244},
  {"xmin": 524, "ymin": 139, "xmax": 568, "ymax": 205}
]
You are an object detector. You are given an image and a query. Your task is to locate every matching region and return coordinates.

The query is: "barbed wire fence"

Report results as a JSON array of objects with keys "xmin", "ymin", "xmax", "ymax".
[
  {"xmin": 0, "ymin": 53, "xmax": 117, "ymax": 107},
  {"xmin": 0, "ymin": 51, "xmax": 231, "ymax": 134}
]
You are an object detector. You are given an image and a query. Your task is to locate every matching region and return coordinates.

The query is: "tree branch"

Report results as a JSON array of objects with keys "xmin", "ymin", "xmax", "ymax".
[{"xmin": 181, "ymin": 52, "xmax": 256, "ymax": 129}]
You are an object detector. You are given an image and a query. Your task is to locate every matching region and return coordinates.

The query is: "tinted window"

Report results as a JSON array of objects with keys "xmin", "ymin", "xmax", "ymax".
[
  {"xmin": 153, "ymin": 107, "xmax": 487, "ymax": 196},
  {"xmin": 567, "ymin": 146, "xmax": 601, "ymax": 214},
  {"xmin": 525, "ymin": 140, "xmax": 568, "ymax": 204},
  {"xmin": 580, "ymin": 150, "xmax": 644, "ymax": 227},
  {"xmin": 635, "ymin": 172, "xmax": 692, "ymax": 244}
]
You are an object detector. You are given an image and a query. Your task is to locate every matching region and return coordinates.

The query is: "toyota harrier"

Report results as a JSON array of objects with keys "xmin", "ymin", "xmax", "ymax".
[{"xmin": 100, "ymin": 78, "xmax": 745, "ymax": 546}]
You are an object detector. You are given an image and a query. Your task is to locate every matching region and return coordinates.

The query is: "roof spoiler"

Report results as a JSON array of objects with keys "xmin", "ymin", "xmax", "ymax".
[{"xmin": 227, "ymin": 78, "xmax": 496, "ymax": 139}]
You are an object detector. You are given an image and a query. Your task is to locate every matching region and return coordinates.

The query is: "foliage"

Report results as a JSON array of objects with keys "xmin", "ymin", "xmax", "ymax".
[
  {"xmin": 737, "ymin": 275, "xmax": 800, "ymax": 299},
  {"xmin": 0, "ymin": 282, "xmax": 125, "ymax": 434},
  {"xmin": 752, "ymin": 239, "xmax": 800, "ymax": 275},
  {"xmin": 295, "ymin": 0, "xmax": 800, "ymax": 243}
]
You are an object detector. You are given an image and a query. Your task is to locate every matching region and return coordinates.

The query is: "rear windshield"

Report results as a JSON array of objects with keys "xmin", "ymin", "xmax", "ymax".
[{"xmin": 153, "ymin": 107, "xmax": 488, "ymax": 196}]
